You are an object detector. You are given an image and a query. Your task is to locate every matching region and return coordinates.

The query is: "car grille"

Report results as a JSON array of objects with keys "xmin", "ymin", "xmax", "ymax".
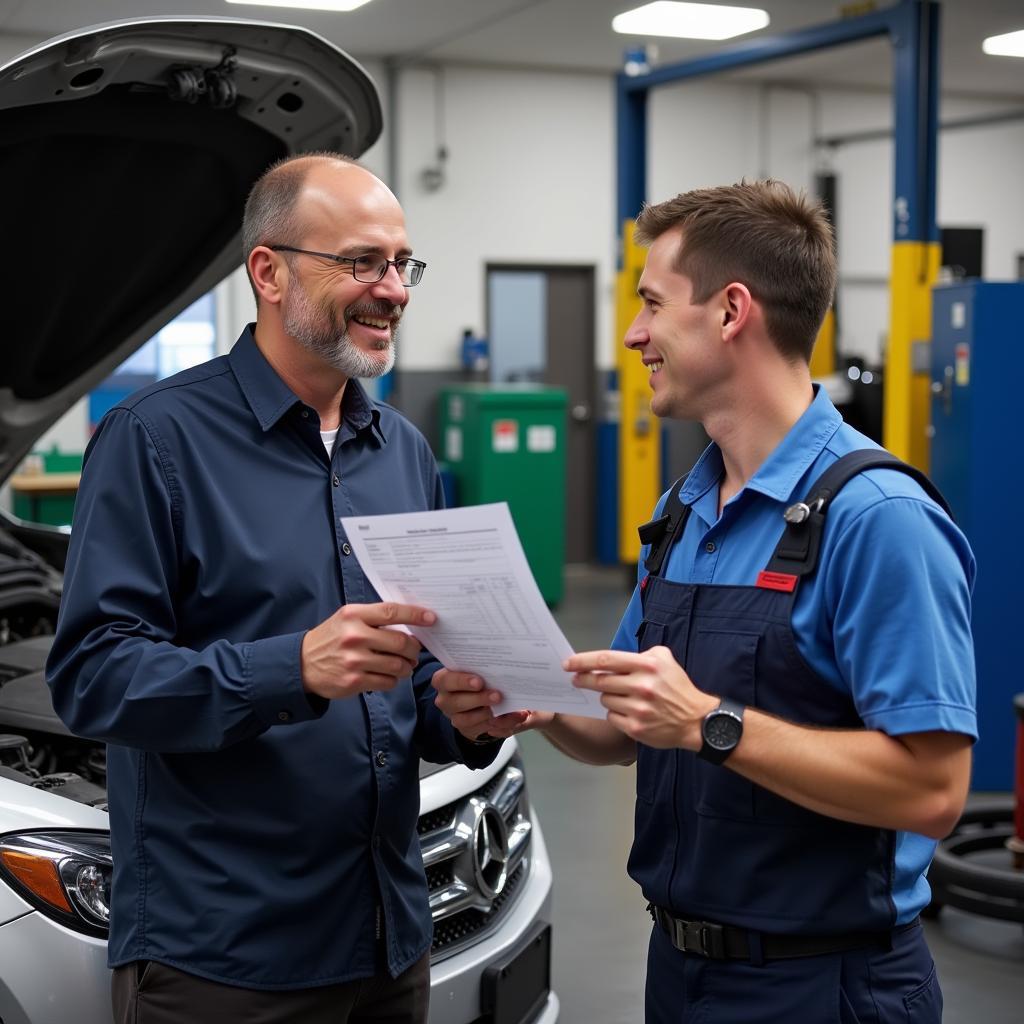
[{"xmin": 418, "ymin": 756, "xmax": 532, "ymax": 960}]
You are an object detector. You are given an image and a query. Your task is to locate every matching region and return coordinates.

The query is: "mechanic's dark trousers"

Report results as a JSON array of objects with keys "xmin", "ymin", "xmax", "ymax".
[
  {"xmin": 111, "ymin": 951, "xmax": 429, "ymax": 1024},
  {"xmin": 645, "ymin": 918, "xmax": 941, "ymax": 1024}
]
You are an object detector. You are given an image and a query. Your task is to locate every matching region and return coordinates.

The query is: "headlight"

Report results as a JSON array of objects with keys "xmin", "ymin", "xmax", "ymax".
[{"xmin": 0, "ymin": 830, "xmax": 111, "ymax": 937}]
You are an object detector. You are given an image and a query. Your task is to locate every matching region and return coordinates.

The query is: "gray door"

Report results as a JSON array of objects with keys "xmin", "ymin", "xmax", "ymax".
[{"xmin": 487, "ymin": 265, "xmax": 596, "ymax": 564}]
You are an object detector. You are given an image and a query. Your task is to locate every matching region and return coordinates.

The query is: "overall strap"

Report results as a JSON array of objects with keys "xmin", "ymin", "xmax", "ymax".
[
  {"xmin": 638, "ymin": 475, "xmax": 692, "ymax": 579},
  {"xmin": 762, "ymin": 449, "xmax": 952, "ymax": 588}
]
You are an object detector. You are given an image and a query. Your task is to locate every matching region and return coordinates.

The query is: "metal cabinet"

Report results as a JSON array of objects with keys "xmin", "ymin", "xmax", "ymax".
[{"xmin": 931, "ymin": 281, "xmax": 1024, "ymax": 790}]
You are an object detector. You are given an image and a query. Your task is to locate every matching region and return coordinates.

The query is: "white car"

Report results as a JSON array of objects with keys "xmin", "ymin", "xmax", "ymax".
[{"xmin": 0, "ymin": 18, "xmax": 557, "ymax": 1024}]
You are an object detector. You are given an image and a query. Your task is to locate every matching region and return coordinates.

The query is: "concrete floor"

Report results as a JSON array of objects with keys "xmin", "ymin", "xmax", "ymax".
[{"xmin": 520, "ymin": 564, "xmax": 1024, "ymax": 1024}]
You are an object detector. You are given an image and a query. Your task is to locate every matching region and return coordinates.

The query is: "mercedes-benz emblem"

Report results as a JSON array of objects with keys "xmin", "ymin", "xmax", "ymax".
[{"xmin": 471, "ymin": 801, "xmax": 510, "ymax": 900}]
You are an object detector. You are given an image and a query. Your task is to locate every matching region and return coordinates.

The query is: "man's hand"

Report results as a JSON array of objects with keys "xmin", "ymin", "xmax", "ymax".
[
  {"xmin": 301, "ymin": 602, "xmax": 434, "ymax": 700},
  {"xmin": 566, "ymin": 645, "xmax": 717, "ymax": 750},
  {"xmin": 432, "ymin": 669, "xmax": 554, "ymax": 742}
]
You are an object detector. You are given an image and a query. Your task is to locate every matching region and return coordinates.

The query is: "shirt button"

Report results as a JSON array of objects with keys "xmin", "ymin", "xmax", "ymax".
[
  {"xmin": 705, "ymin": 541, "xmax": 716, "ymax": 553},
  {"xmin": 278, "ymin": 710, "xmax": 292, "ymax": 722},
  {"xmin": 332, "ymin": 474, "xmax": 340, "ymax": 487},
  {"xmin": 342, "ymin": 542, "xmax": 352, "ymax": 556},
  {"xmin": 375, "ymin": 750, "xmax": 387, "ymax": 768},
  {"xmin": 301, "ymin": 409, "xmax": 309, "ymax": 419}
]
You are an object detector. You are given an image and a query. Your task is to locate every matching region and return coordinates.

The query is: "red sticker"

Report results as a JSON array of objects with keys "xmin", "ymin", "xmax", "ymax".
[{"xmin": 756, "ymin": 571, "xmax": 798, "ymax": 592}]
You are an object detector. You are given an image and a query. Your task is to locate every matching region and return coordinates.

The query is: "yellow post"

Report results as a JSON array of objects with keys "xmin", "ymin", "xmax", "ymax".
[
  {"xmin": 809, "ymin": 307, "xmax": 837, "ymax": 380},
  {"xmin": 616, "ymin": 219, "xmax": 660, "ymax": 564},
  {"xmin": 885, "ymin": 241, "xmax": 941, "ymax": 470}
]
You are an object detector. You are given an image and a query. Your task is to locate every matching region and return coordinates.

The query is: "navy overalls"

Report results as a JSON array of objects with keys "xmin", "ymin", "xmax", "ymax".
[{"xmin": 633, "ymin": 451, "xmax": 948, "ymax": 1023}]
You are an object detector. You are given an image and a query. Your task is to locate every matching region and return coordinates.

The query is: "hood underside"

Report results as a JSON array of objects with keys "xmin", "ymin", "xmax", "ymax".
[{"xmin": 0, "ymin": 17, "xmax": 382, "ymax": 479}]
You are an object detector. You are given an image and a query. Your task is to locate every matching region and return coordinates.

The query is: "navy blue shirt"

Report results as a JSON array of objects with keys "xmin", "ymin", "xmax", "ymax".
[{"xmin": 46, "ymin": 327, "xmax": 496, "ymax": 988}]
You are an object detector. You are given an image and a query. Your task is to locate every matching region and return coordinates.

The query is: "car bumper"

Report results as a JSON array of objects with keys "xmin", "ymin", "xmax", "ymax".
[
  {"xmin": 0, "ymin": 815, "xmax": 558, "ymax": 1024},
  {"xmin": 428, "ymin": 808, "xmax": 559, "ymax": 1024},
  {"xmin": 0, "ymin": 909, "xmax": 560, "ymax": 1024},
  {"xmin": 0, "ymin": 909, "xmax": 111, "ymax": 1024}
]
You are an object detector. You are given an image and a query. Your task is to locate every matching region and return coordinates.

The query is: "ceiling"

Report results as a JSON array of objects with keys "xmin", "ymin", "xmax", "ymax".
[{"xmin": 1, "ymin": 0, "xmax": 1023, "ymax": 97}]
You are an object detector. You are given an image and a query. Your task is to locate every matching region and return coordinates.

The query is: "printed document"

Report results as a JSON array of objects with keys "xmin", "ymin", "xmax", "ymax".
[{"xmin": 340, "ymin": 503, "xmax": 605, "ymax": 718}]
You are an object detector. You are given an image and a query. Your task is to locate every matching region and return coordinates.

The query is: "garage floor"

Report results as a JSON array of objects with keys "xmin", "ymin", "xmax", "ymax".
[{"xmin": 518, "ymin": 564, "xmax": 1024, "ymax": 1024}]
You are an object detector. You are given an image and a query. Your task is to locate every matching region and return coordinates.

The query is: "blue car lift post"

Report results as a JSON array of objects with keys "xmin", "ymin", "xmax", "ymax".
[{"xmin": 614, "ymin": 0, "xmax": 940, "ymax": 565}]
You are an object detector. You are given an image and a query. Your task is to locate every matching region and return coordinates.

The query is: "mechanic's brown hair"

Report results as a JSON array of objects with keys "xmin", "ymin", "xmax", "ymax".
[
  {"xmin": 635, "ymin": 180, "xmax": 836, "ymax": 363},
  {"xmin": 241, "ymin": 151, "xmax": 359, "ymax": 300}
]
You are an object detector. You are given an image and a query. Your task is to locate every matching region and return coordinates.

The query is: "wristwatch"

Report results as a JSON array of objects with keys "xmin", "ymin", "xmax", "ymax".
[{"xmin": 697, "ymin": 697, "xmax": 745, "ymax": 764}]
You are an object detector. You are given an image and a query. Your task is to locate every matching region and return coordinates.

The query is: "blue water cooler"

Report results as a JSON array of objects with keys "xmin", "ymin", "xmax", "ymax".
[{"xmin": 930, "ymin": 281, "xmax": 1024, "ymax": 791}]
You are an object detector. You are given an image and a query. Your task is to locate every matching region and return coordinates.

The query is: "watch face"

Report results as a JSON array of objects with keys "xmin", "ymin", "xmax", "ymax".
[{"xmin": 704, "ymin": 712, "xmax": 741, "ymax": 750}]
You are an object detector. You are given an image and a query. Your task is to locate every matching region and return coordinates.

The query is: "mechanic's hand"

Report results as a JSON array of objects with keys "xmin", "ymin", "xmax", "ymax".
[
  {"xmin": 432, "ymin": 669, "xmax": 554, "ymax": 742},
  {"xmin": 565, "ymin": 645, "xmax": 717, "ymax": 749},
  {"xmin": 301, "ymin": 602, "xmax": 433, "ymax": 700}
]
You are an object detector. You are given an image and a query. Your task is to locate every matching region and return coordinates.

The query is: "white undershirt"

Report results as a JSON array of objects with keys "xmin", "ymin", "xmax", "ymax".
[{"xmin": 320, "ymin": 427, "xmax": 339, "ymax": 457}]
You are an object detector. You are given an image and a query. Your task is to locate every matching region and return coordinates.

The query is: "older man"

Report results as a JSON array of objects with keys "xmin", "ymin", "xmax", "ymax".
[{"xmin": 47, "ymin": 153, "xmax": 508, "ymax": 1024}]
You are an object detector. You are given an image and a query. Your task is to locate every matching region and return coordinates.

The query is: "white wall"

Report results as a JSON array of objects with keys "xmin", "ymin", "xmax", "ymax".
[
  {"xmin": 938, "ymin": 104, "xmax": 1024, "ymax": 281},
  {"xmin": 393, "ymin": 64, "xmax": 616, "ymax": 370},
  {"xmin": 818, "ymin": 88, "xmax": 1024, "ymax": 362},
  {"xmin": 649, "ymin": 81, "xmax": 1024, "ymax": 365},
  {"xmin": 649, "ymin": 80, "xmax": 815, "ymax": 200}
]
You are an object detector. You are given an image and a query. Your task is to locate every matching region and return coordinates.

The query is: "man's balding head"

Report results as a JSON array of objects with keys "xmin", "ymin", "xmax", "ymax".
[{"xmin": 241, "ymin": 152, "xmax": 394, "ymax": 301}]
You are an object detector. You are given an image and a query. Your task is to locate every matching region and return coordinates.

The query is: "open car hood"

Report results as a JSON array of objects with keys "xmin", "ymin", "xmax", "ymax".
[{"xmin": 0, "ymin": 17, "xmax": 382, "ymax": 481}]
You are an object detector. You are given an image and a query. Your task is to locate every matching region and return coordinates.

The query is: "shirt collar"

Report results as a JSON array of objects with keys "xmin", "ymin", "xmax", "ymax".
[
  {"xmin": 229, "ymin": 325, "xmax": 386, "ymax": 443},
  {"xmin": 339, "ymin": 376, "xmax": 387, "ymax": 445},
  {"xmin": 679, "ymin": 384, "xmax": 842, "ymax": 507}
]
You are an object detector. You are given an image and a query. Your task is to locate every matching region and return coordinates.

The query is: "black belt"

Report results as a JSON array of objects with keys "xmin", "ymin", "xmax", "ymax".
[{"xmin": 649, "ymin": 904, "xmax": 905, "ymax": 962}]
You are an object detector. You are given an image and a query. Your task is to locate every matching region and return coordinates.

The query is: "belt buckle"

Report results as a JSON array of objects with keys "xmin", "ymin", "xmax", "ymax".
[{"xmin": 674, "ymin": 919, "xmax": 727, "ymax": 959}]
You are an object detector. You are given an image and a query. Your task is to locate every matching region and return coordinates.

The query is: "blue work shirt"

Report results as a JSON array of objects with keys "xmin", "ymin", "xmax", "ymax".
[
  {"xmin": 46, "ymin": 327, "xmax": 496, "ymax": 989},
  {"xmin": 614, "ymin": 387, "xmax": 977, "ymax": 924}
]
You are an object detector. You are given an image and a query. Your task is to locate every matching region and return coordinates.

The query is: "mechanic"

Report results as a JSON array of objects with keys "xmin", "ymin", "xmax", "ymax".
[
  {"xmin": 46, "ymin": 153, "xmax": 514, "ymax": 1024},
  {"xmin": 435, "ymin": 180, "xmax": 977, "ymax": 1022}
]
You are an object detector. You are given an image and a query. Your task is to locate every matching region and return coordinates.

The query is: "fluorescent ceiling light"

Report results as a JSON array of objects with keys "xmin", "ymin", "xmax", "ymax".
[
  {"xmin": 224, "ymin": 0, "xmax": 373, "ymax": 11},
  {"xmin": 613, "ymin": 1, "xmax": 768, "ymax": 40},
  {"xmin": 982, "ymin": 29, "xmax": 1024, "ymax": 58}
]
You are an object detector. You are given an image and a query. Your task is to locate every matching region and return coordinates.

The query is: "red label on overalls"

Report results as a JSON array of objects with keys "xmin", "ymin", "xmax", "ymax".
[
  {"xmin": 756, "ymin": 571, "xmax": 798, "ymax": 592},
  {"xmin": 640, "ymin": 575, "xmax": 650, "ymax": 591}
]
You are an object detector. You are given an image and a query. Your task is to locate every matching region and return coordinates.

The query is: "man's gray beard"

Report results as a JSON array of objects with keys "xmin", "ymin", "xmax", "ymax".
[{"xmin": 283, "ymin": 277, "xmax": 397, "ymax": 379}]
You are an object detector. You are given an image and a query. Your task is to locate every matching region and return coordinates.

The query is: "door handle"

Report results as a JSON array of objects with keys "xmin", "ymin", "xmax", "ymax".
[{"xmin": 930, "ymin": 365, "xmax": 954, "ymax": 416}]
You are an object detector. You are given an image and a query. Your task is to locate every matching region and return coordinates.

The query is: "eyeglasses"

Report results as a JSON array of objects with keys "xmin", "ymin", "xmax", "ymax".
[{"xmin": 269, "ymin": 245, "xmax": 426, "ymax": 287}]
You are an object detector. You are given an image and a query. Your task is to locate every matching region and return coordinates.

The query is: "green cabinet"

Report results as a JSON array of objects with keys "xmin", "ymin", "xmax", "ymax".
[{"xmin": 439, "ymin": 385, "xmax": 566, "ymax": 604}]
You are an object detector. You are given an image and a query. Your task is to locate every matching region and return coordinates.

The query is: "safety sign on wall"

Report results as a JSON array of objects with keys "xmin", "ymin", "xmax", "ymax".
[
  {"xmin": 492, "ymin": 419, "xmax": 519, "ymax": 453},
  {"xmin": 445, "ymin": 425, "xmax": 463, "ymax": 462},
  {"xmin": 526, "ymin": 425, "xmax": 556, "ymax": 453}
]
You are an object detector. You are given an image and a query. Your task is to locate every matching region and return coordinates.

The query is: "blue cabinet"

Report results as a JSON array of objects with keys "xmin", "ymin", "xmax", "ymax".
[{"xmin": 931, "ymin": 281, "xmax": 1024, "ymax": 790}]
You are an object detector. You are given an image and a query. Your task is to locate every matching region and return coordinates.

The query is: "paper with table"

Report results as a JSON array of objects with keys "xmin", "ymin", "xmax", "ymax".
[{"xmin": 340, "ymin": 503, "xmax": 605, "ymax": 718}]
